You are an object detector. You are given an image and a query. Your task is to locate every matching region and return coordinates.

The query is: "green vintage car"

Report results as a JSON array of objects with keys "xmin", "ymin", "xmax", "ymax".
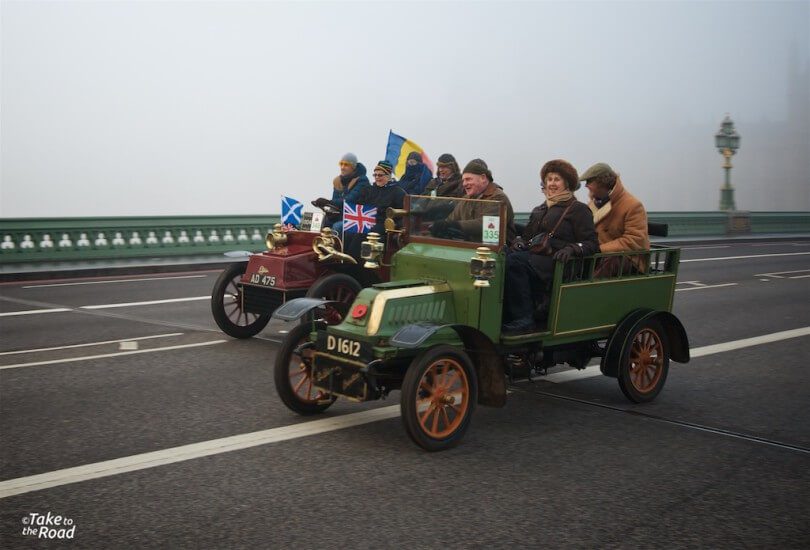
[{"xmin": 272, "ymin": 195, "xmax": 689, "ymax": 451}]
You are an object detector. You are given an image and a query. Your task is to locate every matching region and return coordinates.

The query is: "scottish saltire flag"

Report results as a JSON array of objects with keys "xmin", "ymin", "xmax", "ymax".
[
  {"xmin": 281, "ymin": 196, "xmax": 303, "ymax": 227},
  {"xmin": 385, "ymin": 130, "xmax": 434, "ymax": 180},
  {"xmin": 342, "ymin": 202, "xmax": 378, "ymax": 234}
]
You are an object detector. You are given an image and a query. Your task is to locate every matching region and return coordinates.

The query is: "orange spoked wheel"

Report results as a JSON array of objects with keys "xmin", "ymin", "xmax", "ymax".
[
  {"xmin": 401, "ymin": 345, "xmax": 477, "ymax": 451},
  {"xmin": 618, "ymin": 319, "xmax": 670, "ymax": 403},
  {"xmin": 274, "ymin": 322, "xmax": 335, "ymax": 415}
]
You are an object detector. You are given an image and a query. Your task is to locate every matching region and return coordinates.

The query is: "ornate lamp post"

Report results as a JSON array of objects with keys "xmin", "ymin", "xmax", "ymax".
[{"xmin": 714, "ymin": 114, "xmax": 740, "ymax": 211}]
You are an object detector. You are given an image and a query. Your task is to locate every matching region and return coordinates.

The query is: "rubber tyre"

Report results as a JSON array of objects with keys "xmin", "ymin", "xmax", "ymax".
[
  {"xmin": 274, "ymin": 322, "xmax": 336, "ymax": 415},
  {"xmin": 617, "ymin": 317, "xmax": 670, "ymax": 403},
  {"xmin": 211, "ymin": 262, "xmax": 271, "ymax": 338},
  {"xmin": 305, "ymin": 273, "xmax": 362, "ymax": 325},
  {"xmin": 401, "ymin": 345, "xmax": 477, "ymax": 451}
]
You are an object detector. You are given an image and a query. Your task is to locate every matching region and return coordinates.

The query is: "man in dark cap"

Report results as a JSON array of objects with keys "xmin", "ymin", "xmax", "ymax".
[
  {"xmin": 423, "ymin": 153, "xmax": 463, "ymax": 197},
  {"xmin": 431, "ymin": 158, "xmax": 516, "ymax": 242},
  {"xmin": 398, "ymin": 151, "xmax": 433, "ymax": 195},
  {"xmin": 580, "ymin": 162, "xmax": 649, "ymax": 274}
]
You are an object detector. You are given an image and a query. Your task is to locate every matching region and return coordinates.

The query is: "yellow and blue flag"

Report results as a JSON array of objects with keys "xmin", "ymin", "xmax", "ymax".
[{"xmin": 385, "ymin": 130, "xmax": 434, "ymax": 181}]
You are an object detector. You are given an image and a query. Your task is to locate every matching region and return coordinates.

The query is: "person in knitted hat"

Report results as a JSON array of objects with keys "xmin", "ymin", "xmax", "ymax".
[
  {"xmin": 398, "ymin": 151, "xmax": 433, "ymax": 195},
  {"xmin": 424, "ymin": 153, "xmax": 463, "ymax": 197},
  {"xmin": 312, "ymin": 152, "xmax": 370, "ymax": 228},
  {"xmin": 339, "ymin": 160, "xmax": 405, "ymax": 258},
  {"xmin": 430, "ymin": 158, "xmax": 516, "ymax": 242},
  {"xmin": 502, "ymin": 159, "xmax": 599, "ymax": 333},
  {"xmin": 580, "ymin": 162, "xmax": 649, "ymax": 275}
]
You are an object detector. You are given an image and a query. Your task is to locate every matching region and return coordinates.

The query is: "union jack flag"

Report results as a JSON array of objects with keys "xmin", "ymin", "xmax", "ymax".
[{"xmin": 342, "ymin": 202, "xmax": 378, "ymax": 234}]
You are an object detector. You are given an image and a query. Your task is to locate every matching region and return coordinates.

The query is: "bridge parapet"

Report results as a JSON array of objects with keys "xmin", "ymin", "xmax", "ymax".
[{"xmin": 0, "ymin": 212, "xmax": 808, "ymax": 264}]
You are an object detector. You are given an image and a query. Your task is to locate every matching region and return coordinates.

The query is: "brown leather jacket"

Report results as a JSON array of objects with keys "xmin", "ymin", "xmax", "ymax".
[{"xmin": 448, "ymin": 182, "xmax": 516, "ymax": 242}]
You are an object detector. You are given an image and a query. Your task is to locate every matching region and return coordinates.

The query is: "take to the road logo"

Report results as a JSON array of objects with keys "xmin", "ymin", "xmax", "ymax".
[{"xmin": 20, "ymin": 512, "xmax": 77, "ymax": 540}]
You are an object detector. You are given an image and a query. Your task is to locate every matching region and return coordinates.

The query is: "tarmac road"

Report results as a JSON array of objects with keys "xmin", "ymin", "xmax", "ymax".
[{"xmin": 1, "ymin": 238, "xmax": 809, "ymax": 548}]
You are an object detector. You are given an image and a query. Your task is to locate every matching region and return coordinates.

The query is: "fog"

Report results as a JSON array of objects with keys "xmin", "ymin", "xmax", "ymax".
[{"xmin": 1, "ymin": 0, "xmax": 808, "ymax": 217}]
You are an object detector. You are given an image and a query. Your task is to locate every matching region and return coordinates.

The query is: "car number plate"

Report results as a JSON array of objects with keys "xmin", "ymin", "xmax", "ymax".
[
  {"xmin": 326, "ymin": 335, "xmax": 361, "ymax": 357},
  {"xmin": 247, "ymin": 273, "xmax": 276, "ymax": 286}
]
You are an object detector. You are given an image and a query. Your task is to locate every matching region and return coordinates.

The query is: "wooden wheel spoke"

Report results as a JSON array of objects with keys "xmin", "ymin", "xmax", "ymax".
[
  {"xmin": 420, "ymin": 403, "xmax": 436, "ymax": 427},
  {"xmin": 430, "ymin": 403, "xmax": 441, "ymax": 433},
  {"xmin": 440, "ymin": 406, "xmax": 452, "ymax": 429},
  {"xmin": 294, "ymin": 374, "xmax": 308, "ymax": 393}
]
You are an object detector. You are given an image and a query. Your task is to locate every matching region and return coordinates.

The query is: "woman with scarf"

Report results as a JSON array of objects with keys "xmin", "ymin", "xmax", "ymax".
[
  {"xmin": 502, "ymin": 159, "xmax": 599, "ymax": 333},
  {"xmin": 397, "ymin": 151, "xmax": 433, "ymax": 195}
]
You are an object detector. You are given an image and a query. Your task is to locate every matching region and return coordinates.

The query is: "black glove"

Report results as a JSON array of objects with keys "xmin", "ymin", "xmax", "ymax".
[
  {"xmin": 553, "ymin": 244, "xmax": 580, "ymax": 263},
  {"xmin": 430, "ymin": 219, "xmax": 460, "ymax": 237},
  {"xmin": 510, "ymin": 237, "xmax": 527, "ymax": 252},
  {"xmin": 312, "ymin": 198, "xmax": 330, "ymax": 208}
]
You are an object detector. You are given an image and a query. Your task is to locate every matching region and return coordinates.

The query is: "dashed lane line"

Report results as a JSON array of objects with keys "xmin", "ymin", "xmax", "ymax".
[
  {"xmin": 0, "ymin": 333, "xmax": 184, "ymax": 356},
  {"xmin": 675, "ymin": 283, "xmax": 737, "ymax": 292},
  {"xmin": 0, "ymin": 296, "xmax": 211, "ymax": 317},
  {"xmin": 0, "ymin": 308, "xmax": 71, "ymax": 317},
  {"xmin": 80, "ymin": 296, "xmax": 211, "ymax": 309},
  {"xmin": 23, "ymin": 275, "xmax": 207, "ymax": 288},
  {"xmin": 681, "ymin": 251, "xmax": 810, "ymax": 263},
  {"xmin": 541, "ymin": 326, "xmax": 810, "ymax": 383},
  {"xmin": 0, "ymin": 340, "xmax": 226, "ymax": 370}
]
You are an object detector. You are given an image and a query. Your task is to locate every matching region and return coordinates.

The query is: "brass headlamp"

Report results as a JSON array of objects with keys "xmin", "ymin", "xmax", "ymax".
[
  {"xmin": 470, "ymin": 247, "xmax": 496, "ymax": 288},
  {"xmin": 361, "ymin": 232, "xmax": 384, "ymax": 268},
  {"xmin": 265, "ymin": 223, "xmax": 288, "ymax": 250},
  {"xmin": 312, "ymin": 227, "xmax": 357, "ymax": 264}
]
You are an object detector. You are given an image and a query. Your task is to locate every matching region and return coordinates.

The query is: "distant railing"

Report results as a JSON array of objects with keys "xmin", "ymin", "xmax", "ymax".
[{"xmin": 1, "ymin": 211, "xmax": 808, "ymax": 264}]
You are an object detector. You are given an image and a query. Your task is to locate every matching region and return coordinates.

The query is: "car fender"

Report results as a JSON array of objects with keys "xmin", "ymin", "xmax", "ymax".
[
  {"xmin": 391, "ymin": 323, "xmax": 507, "ymax": 408},
  {"xmin": 272, "ymin": 297, "xmax": 341, "ymax": 322},
  {"xmin": 601, "ymin": 309, "xmax": 690, "ymax": 378}
]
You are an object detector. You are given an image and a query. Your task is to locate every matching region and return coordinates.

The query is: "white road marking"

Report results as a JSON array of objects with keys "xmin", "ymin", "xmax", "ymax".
[
  {"xmin": 0, "ymin": 340, "xmax": 225, "ymax": 370},
  {"xmin": 791, "ymin": 274, "xmax": 810, "ymax": 279},
  {"xmin": 2, "ymin": 326, "xmax": 809, "ymax": 497},
  {"xmin": 0, "ymin": 308, "xmax": 71, "ymax": 317},
  {"xmin": 754, "ymin": 269, "xmax": 810, "ymax": 279},
  {"xmin": 690, "ymin": 327, "xmax": 810, "ymax": 358},
  {"xmin": 681, "ymin": 251, "xmax": 810, "ymax": 263},
  {"xmin": 541, "ymin": 326, "xmax": 810, "ymax": 383},
  {"xmin": 682, "ymin": 245, "xmax": 730, "ymax": 250},
  {"xmin": 0, "ymin": 333, "xmax": 183, "ymax": 356},
  {"xmin": 80, "ymin": 296, "xmax": 210, "ymax": 309},
  {"xmin": 0, "ymin": 405, "xmax": 401, "ymax": 499},
  {"xmin": 675, "ymin": 283, "xmax": 738, "ymax": 292},
  {"xmin": 23, "ymin": 275, "xmax": 207, "ymax": 289}
]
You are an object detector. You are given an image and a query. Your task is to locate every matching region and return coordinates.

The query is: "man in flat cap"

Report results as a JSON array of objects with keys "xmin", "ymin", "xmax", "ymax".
[
  {"xmin": 431, "ymin": 158, "xmax": 516, "ymax": 242},
  {"xmin": 423, "ymin": 153, "xmax": 464, "ymax": 198},
  {"xmin": 580, "ymin": 163, "xmax": 649, "ymax": 274}
]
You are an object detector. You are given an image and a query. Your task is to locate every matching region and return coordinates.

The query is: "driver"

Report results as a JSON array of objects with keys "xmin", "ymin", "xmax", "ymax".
[{"xmin": 430, "ymin": 158, "xmax": 516, "ymax": 242}]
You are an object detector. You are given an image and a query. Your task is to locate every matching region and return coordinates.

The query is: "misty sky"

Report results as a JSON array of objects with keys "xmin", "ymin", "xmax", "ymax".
[{"xmin": 1, "ymin": 0, "xmax": 808, "ymax": 218}]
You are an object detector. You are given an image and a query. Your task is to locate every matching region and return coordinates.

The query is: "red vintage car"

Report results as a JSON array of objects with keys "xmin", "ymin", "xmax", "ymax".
[{"xmin": 211, "ymin": 222, "xmax": 396, "ymax": 338}]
